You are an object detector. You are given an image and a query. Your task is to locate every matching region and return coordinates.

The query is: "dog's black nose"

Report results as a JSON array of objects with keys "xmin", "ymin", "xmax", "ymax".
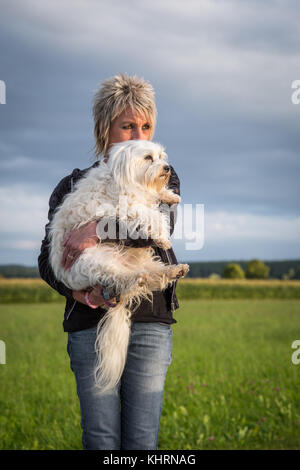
[{"xmin": 163, "ymin": 165, "xmax": 170, "ymax": 173}]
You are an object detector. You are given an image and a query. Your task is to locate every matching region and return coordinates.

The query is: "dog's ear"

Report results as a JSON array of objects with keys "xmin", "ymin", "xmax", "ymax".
[
  {"xmin": 161, "ymin": 150, "xmax": 168, "ymax": 161},
  {"xmin": 110, "ymin": 143, "xmax": 133, "ymax": 190}
]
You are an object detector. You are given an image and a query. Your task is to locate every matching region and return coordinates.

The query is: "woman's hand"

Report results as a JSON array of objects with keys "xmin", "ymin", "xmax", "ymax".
[
  {"xmin": 61, "ymin": 221, "xmax": 99, "ymax": 270},
  {"xmin": 72, "ymin": 285, "xmax": 117, "ymax": 307},
  {"xmin": 88, "ymin": 285, "xmax": 117, "ymax": 306}
]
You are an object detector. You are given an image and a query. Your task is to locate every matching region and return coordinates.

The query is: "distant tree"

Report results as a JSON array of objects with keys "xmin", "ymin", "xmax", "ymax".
[
  {"xmin": 223, "ymin": 263, "xmax": 245, "ymax": 279},
  {"xmin": 288, "ymin": 268, "xmax": 295, "ymax": 279},
  {"xmin": 246, "ymin": 259, "xmax": 270, "ymax": 279},
  {"xmin": 208, "ymin": 273, "xmax": 221, "ymax": 280},
  {"xmin": 282, "ymin": 268, "xmax": 295, "ymax": 280}
]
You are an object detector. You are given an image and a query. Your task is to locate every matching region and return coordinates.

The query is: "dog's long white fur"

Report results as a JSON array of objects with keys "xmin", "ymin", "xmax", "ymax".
[{"xmin": 48, "ymin": 140, "xmax": 189, "ymax": 394}]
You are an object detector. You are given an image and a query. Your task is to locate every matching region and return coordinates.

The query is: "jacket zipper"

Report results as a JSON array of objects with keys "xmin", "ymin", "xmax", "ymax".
[
  {"xmin": 65, "ymin": 176, "xmax": 77, "ymax": 322},
  {"xmin": 66, "ymin": 299, "xmax": 77, "ymax": 321},
  {"xmin": 165, "ymin": 249, "xmax": 175, "ymax": 312}
]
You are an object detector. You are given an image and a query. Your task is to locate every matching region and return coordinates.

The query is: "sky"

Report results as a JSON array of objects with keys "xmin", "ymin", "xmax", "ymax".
[{"xmin": 0, "ymin": 0, "xmax": 299, "ymax": 266}]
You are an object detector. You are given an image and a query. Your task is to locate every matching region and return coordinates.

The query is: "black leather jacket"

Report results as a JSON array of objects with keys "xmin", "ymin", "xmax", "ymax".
[{"xmin": 38, "ymin": 160, "xmax": 181, "ymax": 332}]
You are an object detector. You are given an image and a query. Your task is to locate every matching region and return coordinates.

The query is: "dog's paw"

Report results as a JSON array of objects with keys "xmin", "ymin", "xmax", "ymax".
[
  {"xmin": 167, "ymin": 263, "xmax": 189, "ymax": 280},
  {"xmin": 154, "ymin": 238, "xmax": 172, "ymax": 250},
  {"xmin": 137, "ymin": 273, "xmax": 147, "ymax": 286},
  {"xmin": 170, "ymin": 194, "xmax": 181, "ymax": 204},
  {"xmin": 175, "ymin": 263, "xmax": 189, "ymax": 279},
  {"xmin": 159, "ymin": 188, "xmax": 181, "ymax": 205}
]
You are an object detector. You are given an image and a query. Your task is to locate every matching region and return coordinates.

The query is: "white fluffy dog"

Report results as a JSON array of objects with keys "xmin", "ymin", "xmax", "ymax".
[{"xmin": 49, "ymin": 140, "xmax": 189, "ymax": 394}]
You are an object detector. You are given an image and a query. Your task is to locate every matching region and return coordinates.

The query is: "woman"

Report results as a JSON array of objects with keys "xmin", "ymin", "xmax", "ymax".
[{"xmin": 38, "ymin": 73, "xmax": 181, "ymax": 450}]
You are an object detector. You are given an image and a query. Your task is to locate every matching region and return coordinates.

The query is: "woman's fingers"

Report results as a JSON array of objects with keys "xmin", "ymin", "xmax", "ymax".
[
  {"xmin": 64, "ymin": 250, "xmax": 80, "ymax": 270},
  {"xmin": 61, "ymin": 223, "xmax": 99, "ymax": 269},
  {"xmin": 89, "ymin": 285, "xmax": 117, "ymax": 306},
  {"xmin": 61, "ymin": 244, "xmax": 79, "ymax": 270},
  {"xmin": 89, "ymin": 285, "xmax": 105, "ymax": 306},
  {"xmin": 61, "ymin": 246, "xmax": 70, "ymax": 267},
  {"xmin": 62, "ymin": 232, "xmax": 71, "ymax": 247}
]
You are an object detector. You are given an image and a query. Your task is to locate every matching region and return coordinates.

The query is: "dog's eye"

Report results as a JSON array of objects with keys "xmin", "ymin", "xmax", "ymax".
[{"xmin": 144, "ymin": 155, "xmax": 153, "ymax": 162}]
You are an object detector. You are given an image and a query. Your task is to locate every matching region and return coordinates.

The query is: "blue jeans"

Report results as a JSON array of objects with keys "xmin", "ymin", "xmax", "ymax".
[{"xmin": 67, "ymin": 322, "xmax": 173, "ymax": 450}]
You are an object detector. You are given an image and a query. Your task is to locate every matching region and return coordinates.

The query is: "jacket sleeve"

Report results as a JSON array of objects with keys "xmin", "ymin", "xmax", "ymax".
[{"xmin": 38, "ymin": 175, "xmax": 74, "ymax": 299}]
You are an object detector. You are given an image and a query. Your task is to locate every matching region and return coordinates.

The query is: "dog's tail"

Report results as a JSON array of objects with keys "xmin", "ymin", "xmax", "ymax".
[
  {"xmin": 93, "ymin": 287, "xmax": 152, "ymax": 394},
  {"xmin": 92, "ymin": 299, "xmax": 134, "ymax": 394}
]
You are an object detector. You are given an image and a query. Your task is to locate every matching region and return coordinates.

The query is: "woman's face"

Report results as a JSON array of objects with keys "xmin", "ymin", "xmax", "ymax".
[{"xmin": 107, "ymin": 107, "xmax": 152, "ymax": 148}]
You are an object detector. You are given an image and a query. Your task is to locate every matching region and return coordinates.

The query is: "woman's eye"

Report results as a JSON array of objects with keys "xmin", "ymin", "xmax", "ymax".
[
  {"xmin": 122, "ymin": 124, "xmax": 133, "ymax": 130},
  {"xmin": 143, "ymin": 124, "xmax": 150, "ymax": 130},
  {"xmin": 144, "ymin": 155, "xmax": 153, "ymax": 161}
]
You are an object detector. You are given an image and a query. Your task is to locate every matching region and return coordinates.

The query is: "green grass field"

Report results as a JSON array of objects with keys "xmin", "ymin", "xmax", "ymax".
[{"xmin": 0, "ymin": 299, "xmax": 300, "ymax": 450}]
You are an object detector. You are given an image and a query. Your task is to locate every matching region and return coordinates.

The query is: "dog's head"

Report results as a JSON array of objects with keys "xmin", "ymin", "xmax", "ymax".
[{"xmin": 106, "ymin": 140, "xmax": 170, "ymax": 193}]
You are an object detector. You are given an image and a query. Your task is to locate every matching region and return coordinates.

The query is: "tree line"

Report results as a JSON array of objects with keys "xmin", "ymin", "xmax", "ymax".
[
  {"xmin": 183, "ymin": 259, "xmax": 300, "ymax": 280},
  {"xmin": 0, "ymin": 259, "xmax": 300, "ymax": 279}
]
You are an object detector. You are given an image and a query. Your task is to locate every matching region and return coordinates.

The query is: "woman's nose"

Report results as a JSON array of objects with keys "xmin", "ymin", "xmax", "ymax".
[{"xmin": 131, "ymin": 127, "xmax": 144, "ymax": 140}]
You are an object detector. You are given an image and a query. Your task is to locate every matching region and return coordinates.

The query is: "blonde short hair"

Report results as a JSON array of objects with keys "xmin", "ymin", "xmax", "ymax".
[{"xmin": 92, "ymin": 73, "xmax": 157, "ymax": 157}]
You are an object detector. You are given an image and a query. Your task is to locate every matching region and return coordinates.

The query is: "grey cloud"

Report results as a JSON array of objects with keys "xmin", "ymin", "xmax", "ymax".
[{"xmin": 0, "ymin": 0, "xmax": 299, "ymax": 264}]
